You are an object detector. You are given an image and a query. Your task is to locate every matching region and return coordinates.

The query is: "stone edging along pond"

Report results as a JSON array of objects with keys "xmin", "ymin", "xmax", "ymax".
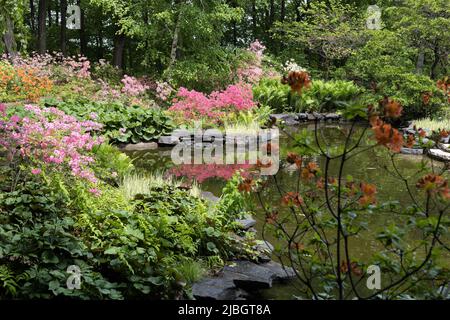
[{"xmin": 120, "ymin": 112, "xmax": 450, "ymax": 163}]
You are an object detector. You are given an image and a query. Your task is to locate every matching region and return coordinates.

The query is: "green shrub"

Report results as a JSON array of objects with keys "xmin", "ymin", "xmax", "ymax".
[
  {"xmin": 253, "ymin": 78, "xmax": 362, "ymax": 113},
  {"xmin": 44, "ymin": 99, "xmax": 175, "ymax": 144},
  {"xmin": 0, "ymin": 161, "xmax": 249, "ymax": 299}
]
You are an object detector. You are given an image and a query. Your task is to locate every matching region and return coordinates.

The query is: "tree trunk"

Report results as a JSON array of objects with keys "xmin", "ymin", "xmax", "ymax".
[
  {"xmin": 415, "ymin": 51, "xmax": 424, "ymax": 74},
  {"xmin": 30, "ymin": 0, "xmax": 36, "ymax": 34},
  {"xmin": 430, "ymin": 43, "xmax": 440, "ymax": 80},
  {"xmin": 280, "ymin": 0, "xmax": 286, "ymax": 22},
  {"xmin": 252, "ymin": 0, "xmax": 257, "ymax": 39},
  {"xmin": 78, "ymin": 0, "xmax": 87, "ymax": 55},
  {"xmin": 112, "ymin": 33, "xmax": 125, "ymax": 69},
  {"xmin": 48, "ymin": 3, "xmax": 51, "ymax": 26},
  {"xmin": 60, "ymin": 0, "xmax": 67, "ymax": 55},
  {"xmin": 3, "ymin": 15, "xmax": 18, "ymax": 59},
  {"xmin": 169, "ymin": 11, "xmax": 181, "ymax": 68},
  {"xmin": 38, "ymin": 0, "xmax": 47, "ymax": 53}
]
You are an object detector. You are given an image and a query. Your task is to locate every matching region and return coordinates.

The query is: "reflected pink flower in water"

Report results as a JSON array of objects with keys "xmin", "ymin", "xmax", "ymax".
[{"xmin": 168, "ymin": 163, "xmax": 253, "ymax": 183}]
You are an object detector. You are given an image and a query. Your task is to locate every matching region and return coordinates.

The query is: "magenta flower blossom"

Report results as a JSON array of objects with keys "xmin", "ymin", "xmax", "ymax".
[
  {"xmin": 31, "ymin": 168, "xmax": 42, "ymax": 175},
  {"xmin": 169, "ymin": 83, "xmax": 255, "ymax": 121}
]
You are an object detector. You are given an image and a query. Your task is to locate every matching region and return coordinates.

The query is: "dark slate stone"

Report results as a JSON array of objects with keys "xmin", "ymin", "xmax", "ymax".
[
  {"xmin": 325, "ymin": 113, "xmax": 341, "ymax": 120},
  {"xmin": 121, "ymin": 142, "xmax": 158, "ymax": 151},
  {"xmin": 158, "ymin": 135, "xmax": 179, "ymax": 146},
  {"xmin": 192, "ymin": 276, "xmax": 246, "ymax": 300},
  {"xmin": 223, "ymin": 260, "xmax": 295, "ymax": 290},
  {"xmin": 235, "ymin": 217, "xmax": 257, "ymax": 230},
  {"xmin": 297, "ymin": 113, "xmax": 308, "ymax": 120}
]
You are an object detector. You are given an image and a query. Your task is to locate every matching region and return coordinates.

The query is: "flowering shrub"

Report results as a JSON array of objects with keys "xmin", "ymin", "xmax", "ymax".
[
  {"xmin": 121, "ymin": 75, "xmax": 149, "ymax": 96},
  {"xmin": 169, "ymin": 83, "xmax": 255, "ymax": 124},
  {"xmin": 0, "ymin": 103, "xmax": 103, "ymax": 184},
  {"xmin": 236, "ymin": 40, "xmax": 266, "ymax": 84},
  {"xmin": 0, "ymin": 60, "xmax": 53, "ymax": 102},
  {"xmin": 155, "ymin": 81, "xmax": 174, "ymax": 102}
]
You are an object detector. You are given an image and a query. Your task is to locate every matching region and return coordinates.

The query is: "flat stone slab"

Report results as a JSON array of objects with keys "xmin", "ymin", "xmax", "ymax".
[
  {"xmin": 235, "ymin": 218, "xmax": 256, "ymax": 230},
  {"xmin": 158, "ymin": 135, "xmax": 180, "ymax": 146},
  {"xmin": 121, "ymin": 142, "xmax": 158, "ymax": 151},
  {"xmin": 223, "ymin": 260, "xmax": 295, "ymax": 290},
  {"xmin": 192, "ymin": 275, "xmax": 247, "ymax": 300},
  {"xmin": 401, "ymin": 147, "xmax": 424, "ymax": 155},
  {"xmin": 428, "ymin": 149, "xmax": 450, "ymax": 161}
]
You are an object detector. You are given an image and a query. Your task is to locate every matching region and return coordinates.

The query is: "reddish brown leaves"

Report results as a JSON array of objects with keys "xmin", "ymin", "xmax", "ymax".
[{"xmin": 281, "ymin": 70, "xmax": 312, "ymax": 95}]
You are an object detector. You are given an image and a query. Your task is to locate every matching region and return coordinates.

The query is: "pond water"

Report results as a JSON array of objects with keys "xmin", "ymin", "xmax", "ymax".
[{"xmin": 125, "ymin": 123, "xmax": 447, "ymax": 299}]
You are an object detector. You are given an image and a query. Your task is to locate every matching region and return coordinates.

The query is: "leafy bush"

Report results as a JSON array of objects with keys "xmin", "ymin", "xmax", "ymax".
[
  {"xmin": 46, "ymin": 99, "xmax": 175, "ymax": 144},
  {"xmin": 253, "ymin": 77, "xmax": 362, "ymax": 113},
  {"xmin": 0, "ymin": 60, "xmax": 53, "ymax": 102},
  {"xmin": 0, "ymin": 105, "xmax": 250, "ymax": 299}
]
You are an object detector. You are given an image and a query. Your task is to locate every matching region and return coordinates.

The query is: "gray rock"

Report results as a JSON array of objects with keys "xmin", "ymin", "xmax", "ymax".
[
  {"xmin": 270, "ymin": 114, "xmax": 298, "ymax": 125},
  {"xmin": 428, "ymin": 149, "xmax": 450, "ymax": 161},
  {"xmin": 236, "ymin": 217, "xmax": 257, "ymax": 230},
  {"xmin": 401, "ymin": 147, "xmax": 424, "ymax": 155},
  {"xmin": 121, "ymin": 142, "xmax": 158, "ymax": 151},
  {"xmin": 325, "ymin": 113, "xmax": 341, "ymax": 120},
  {"xmin": 192, "ymin": 276, "xmax": 246, "ymax": 300},
  {"xmin": 441, "ymin": 136, "xmax": 450, "ymax": 144},
  {"xmin": 223, "ymin": 260, "xmax": 295, "ymax": 290},
  {"xmin": 158, "ymin": 135, "xmax": 179, "ymax": 146},
  {"xmin": 201, "ymin": 191, "xmax": 220, "ymax": 204},
  {"xmin": 297, "ymin": 113, "xmax": 308, "ymax": 120}
]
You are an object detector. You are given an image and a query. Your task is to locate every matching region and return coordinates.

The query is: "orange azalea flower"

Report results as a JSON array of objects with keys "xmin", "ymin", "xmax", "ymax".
[
  {"xmin": 422, "ymin": 92, "xmax": 432, "ymax": 105},
  {"xmin": 290, "ymin": 242, "xmax": 305, "ymax": 251},
  {"xmin": 439, "ymin": 130, "xmax": 449, "ymax": 138},
  {"xmin": 341, "ymin": 261, "xmax": 363, "ymax": 277},
  {"xmin": 282, "ymin": 192, "xmax": 304, "ymax": 207},
  {"xmin": 372, "ymin": 122, "xmax": 404, "ymax": 153},
  {"xmin": 286, "ymin": 152, "xmax": 302, "ymax": 168},
  {"xmin": 266, "ymin": 211, "xmax": 279, "ymax": 225},
  {"xmin": 380, "ymin": 97, "xmax": 403, "ymax": 118},
  {"xmin": 416, "ymin": 174, "xmax": 449, "ymax": 199},
  {"xmin": 256, "ymin": 159, "xmax": 272, "ymax": 169},
  {"xmin": 418, "ymin": 129, "xmax": 427, "ymax": 138},
  {"xmin": 359, "ymin": 182, "xmax": 377, "ymax": 206},
  {"xmin": 405, "ymin": 134, "xmax": 415, "ymax": 148},
  {"xmin": 301, "ymin": 162, "xmax": 320, "ymax": 181},
  {"xmin": 238, "ymin": 178, "xmax": 254, "ymax": 193},
  {"xmin": 316, "ymin": 178, "xmax": 325, "ymax": 189},
  {"xmin": 281, "ymin": 70, "xmax": 312, "ymax": 95}
]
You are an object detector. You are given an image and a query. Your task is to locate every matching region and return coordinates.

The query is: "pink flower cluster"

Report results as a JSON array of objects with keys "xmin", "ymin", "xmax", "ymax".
[
  {"xmin": 0, "ymin": 104, "xmax": 103, "ymax": 184},
  {"xmin": 155, "ymin": 81, "xmax": 174, "ymax": 101},
  {"xmin": 168, "ymin": 163, "xmax": 252, "ymax": 183},
  {"xmin": 9, "ymin": 53, "xmax": 91, "ymax": 79},
  {"xmin": 169, "ymin": 83, "xmax": 255, "ymax": 120},
  {"xmin": 237, "ymin": 40, "xmax": 266, "ymax": 84},
  {"xmin": 121, "ymin": 75, "xmax": 149, "ymax": 96}
]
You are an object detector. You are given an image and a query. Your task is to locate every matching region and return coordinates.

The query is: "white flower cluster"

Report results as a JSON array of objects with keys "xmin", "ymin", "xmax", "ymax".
[{"xmin": 283, "ymin": 59, "xmax": 307, "ymax": 73}]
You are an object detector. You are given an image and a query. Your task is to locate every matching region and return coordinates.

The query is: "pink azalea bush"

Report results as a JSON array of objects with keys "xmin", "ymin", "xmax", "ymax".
[
  {"xmin": 0, "ymin": 103, "xmax": 103, "ymax": 184},
  {"xmin": 121, "ymin": 75, "xmax": 149, "ymax": 96},
  {"xmin": 8, "ymin": 52, "xmax": 91, "ymax": 79},
  {"xmin": 236, "ymin": 40, "xmax": 265, "ymax": 84},
  {"xmin": 169, "ymin": 83, "xmax": 255, "ymax": 122}
]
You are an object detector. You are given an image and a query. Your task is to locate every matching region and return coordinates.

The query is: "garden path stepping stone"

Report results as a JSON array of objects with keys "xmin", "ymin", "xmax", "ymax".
[{"xmin": 158, "ymin": 135, "xmax": 180, "ymax": 146}]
